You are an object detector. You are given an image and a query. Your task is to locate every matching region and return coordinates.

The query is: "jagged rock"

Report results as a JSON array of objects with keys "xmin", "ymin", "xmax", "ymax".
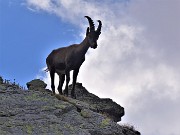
[
  {"xmin": 26, "ymin": 79, "xmax": 47, "ymax": 91},
  {"xmin": 122, "ymin": 125, "xmax": 141, "ymax": 135},
  {"xmin": 69, "ymin": 83, "xmax": 124, "ymax": 122},
  {"xmin": 0, "ymin": 76, "xmax": 3, "ymax": 84},
  {"xmin": 0, "ymin": 84, "xmax": 7, "ymax": 91},
  {"xmin": 0, "ymin": 80, "xmax": 140, "ymax": 135}
]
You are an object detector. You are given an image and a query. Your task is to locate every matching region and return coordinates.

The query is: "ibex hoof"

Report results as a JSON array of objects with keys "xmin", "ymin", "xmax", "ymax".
[
  {"xmin": 71, "ymin": 94, "xmax": 76, "ymax": 99},
  {"xmin": 63, "ymin": 90, "xmax": 68, "ymax": 97},
  {"xmin": 51, "ymin": 91, "xmax": 55, "ymax": 96},
  {"xmin": 58, "ymin": 91, "xmax": 63, "ymax": 95}
]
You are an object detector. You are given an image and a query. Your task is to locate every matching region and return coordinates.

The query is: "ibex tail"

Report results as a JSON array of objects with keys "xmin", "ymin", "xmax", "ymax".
[{"xmin": 44, "ymin": 68, "xmax": 49, "ymax": 72}]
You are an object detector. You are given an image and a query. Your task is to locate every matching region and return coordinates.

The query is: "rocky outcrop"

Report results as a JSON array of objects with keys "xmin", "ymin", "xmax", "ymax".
[
  {"xmin": 0, "ymin": 78, "xmax": 22, "ymax": 91},
  {"xmin": 0, "ymin": 76, "xmax": 3, "ymax": 84},
  {"xmin": 26, "ymin": 80, "xmax": 124, "ymax": 122},
  {"xmin": 0, "ymin": 78, "xmax": 140, "ymax": 135},
  {"xmin": 69, "ymin": 83, "xmax": 124, "ymax": 122}
]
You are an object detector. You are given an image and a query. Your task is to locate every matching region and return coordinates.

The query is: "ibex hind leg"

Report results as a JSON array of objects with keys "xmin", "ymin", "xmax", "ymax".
[
  {"xmin": 58, "ymin": 74, "xmax": 65, "ymax": 95},
  {"xmin": 50, "ymin": 70, "xmax": 55, "ymax": 94}
]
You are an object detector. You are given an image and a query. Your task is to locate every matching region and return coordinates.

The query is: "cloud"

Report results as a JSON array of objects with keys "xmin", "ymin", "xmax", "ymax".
[
  {"xmin": 26, "ymin": 0, "xmax": 52, "ymax": 11},
  {"xmin": 27, "ymin": 0, "xmax": 180, "ymax": 135}
]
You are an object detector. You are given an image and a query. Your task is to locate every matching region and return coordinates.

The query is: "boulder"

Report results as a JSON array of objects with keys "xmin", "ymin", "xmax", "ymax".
[{"xmin": 26, "ymin": 79, "xmax": 47, "ymax": 91}]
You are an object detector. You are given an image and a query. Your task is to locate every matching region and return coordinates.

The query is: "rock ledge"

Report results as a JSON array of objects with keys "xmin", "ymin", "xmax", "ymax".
[{"xmin": 0, "ymin": 78, "xmax": 140, "ymax": 135}]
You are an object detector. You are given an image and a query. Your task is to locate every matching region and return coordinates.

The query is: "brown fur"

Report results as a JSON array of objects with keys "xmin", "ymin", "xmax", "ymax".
[{"xmin": 46, "ymin": 16, "xmax": 102, "ymax": 98}]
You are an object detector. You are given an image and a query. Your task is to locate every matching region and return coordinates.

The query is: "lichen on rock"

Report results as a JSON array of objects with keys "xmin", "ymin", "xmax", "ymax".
[{"xmin": 0, "ymin": 78, "xmax": 140, "ymax": 135}]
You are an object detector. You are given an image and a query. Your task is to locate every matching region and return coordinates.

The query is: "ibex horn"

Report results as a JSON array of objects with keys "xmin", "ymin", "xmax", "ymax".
[
  {"xmin": 96, "ymin": 20, "xmax": 102, "ymax": 35},
  {"xmin": 85, "ymin": 16, "xmax": 95, "ymax": 32}
]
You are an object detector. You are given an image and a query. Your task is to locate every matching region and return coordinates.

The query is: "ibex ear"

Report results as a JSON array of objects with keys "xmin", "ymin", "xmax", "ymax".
[{"xmin": 86, "ymin": 27, "xmax": 90, "ymax": 36}]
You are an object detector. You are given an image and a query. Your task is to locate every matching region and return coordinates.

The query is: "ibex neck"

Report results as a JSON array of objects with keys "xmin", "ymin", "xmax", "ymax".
[{"xmin": 78, "ymin": 37, "xmax": 90, "ymax": 56}]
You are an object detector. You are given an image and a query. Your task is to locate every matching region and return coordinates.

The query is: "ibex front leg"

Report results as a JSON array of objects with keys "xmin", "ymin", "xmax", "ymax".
[
  {"xmin": 72, "ymin": 68, "xmax": 79, "ymax": 98},
  {"xmin": 64, "ymin": 71, "xmax": 70, "ymax": 96}
]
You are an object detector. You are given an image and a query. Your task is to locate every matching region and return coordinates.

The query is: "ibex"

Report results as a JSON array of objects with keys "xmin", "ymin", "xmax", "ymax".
[{"xmin": 46, "ymin": 16, "xmax": 102, "ymax": 98}]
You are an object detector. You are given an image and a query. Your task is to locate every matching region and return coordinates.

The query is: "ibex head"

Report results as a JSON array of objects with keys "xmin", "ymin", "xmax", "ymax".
[{"xmin": 85, "ymin": 16, "xmax": 102, "ymax": 49}]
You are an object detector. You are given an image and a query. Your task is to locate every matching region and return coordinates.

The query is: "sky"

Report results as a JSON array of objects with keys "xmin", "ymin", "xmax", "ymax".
[{"xmin": 0, "ymin": 0, "xmax": 180, "ymax": 135}]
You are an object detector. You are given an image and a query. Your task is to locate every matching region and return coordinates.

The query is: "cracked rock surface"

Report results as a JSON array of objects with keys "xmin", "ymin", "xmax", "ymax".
[
  {"xmin": 0, "ymin": 79, "xmax": 140, "ymax": 135},
  {"xmin": 69, "ymin": 83, "xmax": 124, "ymax": 122}
]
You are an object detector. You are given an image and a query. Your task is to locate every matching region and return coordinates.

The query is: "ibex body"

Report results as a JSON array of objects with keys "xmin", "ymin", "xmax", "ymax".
[{"xmin": 46, "ymin": 16, "xmax": 102, "ymax": 98}]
